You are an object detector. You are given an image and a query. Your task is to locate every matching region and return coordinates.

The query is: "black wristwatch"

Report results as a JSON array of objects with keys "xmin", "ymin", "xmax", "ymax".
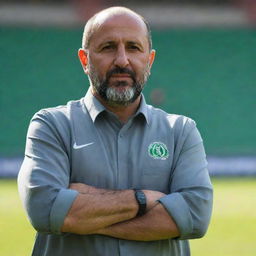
[{"xmin": 133, "ymin": 189, "xmax": 147, "ymax": 217}]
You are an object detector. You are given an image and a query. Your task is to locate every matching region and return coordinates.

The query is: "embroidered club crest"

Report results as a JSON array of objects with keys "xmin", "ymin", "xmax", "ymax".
[{"xmin": 148, "ymin": 142, "xmax": 169, "ymax": 160}]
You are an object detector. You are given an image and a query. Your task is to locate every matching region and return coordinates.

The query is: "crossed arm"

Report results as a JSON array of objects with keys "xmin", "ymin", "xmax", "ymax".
[
  {"xmin": 61, "ymin": 183, "xmax": 180, "ymax": 241},
  {"xmin": 19, "ymin": 113, "xmax": 212, "ymax": 240}
]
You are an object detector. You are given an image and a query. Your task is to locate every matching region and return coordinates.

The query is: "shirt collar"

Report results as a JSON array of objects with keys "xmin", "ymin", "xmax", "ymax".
[
  {"xmin": 83, "ymin": 88, "xmax": 105, "ymax": 123},
  {"xmin": 135, "ymin": 94, "xmax": 150, "ymax": 125},
  {"xmin": 83, "ymin": 87, "xmax": 150, "ymax": 124}
]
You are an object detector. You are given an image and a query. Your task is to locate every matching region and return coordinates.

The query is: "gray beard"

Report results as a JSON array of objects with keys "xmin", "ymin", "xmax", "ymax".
[
  {"xmin": 105, "ymin": 85, "xmax": 137, "ymax": 106},
  {"xmin": 87, "ymin": 63, "xmax": 150, "ymax": 106}
]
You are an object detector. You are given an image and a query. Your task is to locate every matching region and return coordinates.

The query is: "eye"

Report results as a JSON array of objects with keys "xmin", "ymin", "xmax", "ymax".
[
  {"xmin": 101, "ymin": 45, "xmax": 115, "ymax": 51},
  {"xmin": 127, "ymin": 44, "xmax": 141, "ymax": 51}
]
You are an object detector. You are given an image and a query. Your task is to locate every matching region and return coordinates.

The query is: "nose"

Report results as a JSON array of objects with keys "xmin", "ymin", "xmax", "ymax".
[{"xmin": 113, "ymin": 46, "xmax": 129, "ymax": 68}]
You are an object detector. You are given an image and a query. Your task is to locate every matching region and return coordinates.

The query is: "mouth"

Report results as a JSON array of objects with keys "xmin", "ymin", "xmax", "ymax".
[
  {"xmin": 110, "ymin": 74, "xmax": 132, "ymax": 79},
  {"xmin": 109, "ymin": 74, "xmax": 133, "ymax": 86}
]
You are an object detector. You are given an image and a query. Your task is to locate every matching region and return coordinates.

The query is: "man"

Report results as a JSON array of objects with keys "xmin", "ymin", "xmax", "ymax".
[{"xmin": 18, "ymin": 6, "xmax": 213, "ymax": 256}]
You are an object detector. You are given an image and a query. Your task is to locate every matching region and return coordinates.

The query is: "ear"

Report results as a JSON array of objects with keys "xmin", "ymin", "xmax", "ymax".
[
  {"xmin": 78, "ymin": 48, "xmax": 88, "ymax": 74},
  {"xmin": 148, "ymin": 49, "xmax": 156, "ymax": 68}
]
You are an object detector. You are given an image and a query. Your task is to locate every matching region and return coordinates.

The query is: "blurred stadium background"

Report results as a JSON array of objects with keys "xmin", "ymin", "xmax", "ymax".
[
  {"xmin": 0, "ymin": 0, "xmax": 256, "ymax": 178},
  {"xmin": 1, "ymin": 1, "xmax": 256, "ymax": 256}
]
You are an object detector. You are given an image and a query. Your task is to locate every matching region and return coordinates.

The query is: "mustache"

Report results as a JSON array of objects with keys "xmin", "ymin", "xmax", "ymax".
[{"xmin": 106, "ymin": 67, "xmax": 136, "ymax": 81}]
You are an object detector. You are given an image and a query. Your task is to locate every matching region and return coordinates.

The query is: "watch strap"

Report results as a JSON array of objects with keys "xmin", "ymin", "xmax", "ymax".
[{"xmin": 133, "ymin": 189, "xmax": 147, "ymax": 217}]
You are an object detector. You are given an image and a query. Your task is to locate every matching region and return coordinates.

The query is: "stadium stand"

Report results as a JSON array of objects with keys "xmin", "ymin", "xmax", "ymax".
[{"xmin": 0, "ymin": 2, "xmax": 255, "ymax": 176}]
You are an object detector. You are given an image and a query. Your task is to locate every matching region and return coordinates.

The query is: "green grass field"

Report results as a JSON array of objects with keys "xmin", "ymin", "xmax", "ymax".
[
  {"xmin": 190, "ymin": 178, "xmax": 256, "ymax": 256},
  {"xmin": 0, "ymin": 178, "xmax": 255, "ymax": 255}
]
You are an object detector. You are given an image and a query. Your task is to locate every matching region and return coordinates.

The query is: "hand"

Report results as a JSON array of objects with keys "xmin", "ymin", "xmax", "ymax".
[{"xmin": 142, "ymin": 190, "xmax": 166, "ymax": 211}]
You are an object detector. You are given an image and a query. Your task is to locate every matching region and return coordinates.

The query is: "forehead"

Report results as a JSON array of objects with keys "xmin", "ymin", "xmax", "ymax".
[{"xmin": 90, "ymin": 13, "xmax": 148, "ymax": 48}]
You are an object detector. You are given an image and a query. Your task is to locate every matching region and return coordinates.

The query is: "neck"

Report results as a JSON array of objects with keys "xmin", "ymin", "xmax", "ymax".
[{"xmin": 92, "ymin": 90, "xmax": 141, "ymax": 123}]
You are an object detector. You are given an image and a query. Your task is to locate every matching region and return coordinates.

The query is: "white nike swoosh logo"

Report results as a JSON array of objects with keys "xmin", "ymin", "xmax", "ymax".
[{"xmin": 73, "ymin": 142, "xmax": 94, "ymax": 149}]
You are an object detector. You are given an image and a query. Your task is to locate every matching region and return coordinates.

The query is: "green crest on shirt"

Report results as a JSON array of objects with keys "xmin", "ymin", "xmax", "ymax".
[{"xmin": 148, "ymin": 142, "xmax": 169, "ymax": 160}]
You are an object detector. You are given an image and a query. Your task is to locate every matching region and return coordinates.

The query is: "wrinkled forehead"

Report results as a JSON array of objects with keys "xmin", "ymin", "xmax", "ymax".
[{"xmin": 82, "ymin": 8, "xmax": 151, "ymax": 50}]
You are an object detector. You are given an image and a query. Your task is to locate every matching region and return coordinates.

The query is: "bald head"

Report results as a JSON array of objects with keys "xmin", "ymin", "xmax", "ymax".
[{"xmin": 82, "ymin": 7, "xmax": 152, "ymax": 50}]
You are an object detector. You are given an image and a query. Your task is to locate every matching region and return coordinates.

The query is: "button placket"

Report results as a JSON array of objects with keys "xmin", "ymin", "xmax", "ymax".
[{"xmin": 117, "ymin": 122, "xmax": 131, "ymax": 189}]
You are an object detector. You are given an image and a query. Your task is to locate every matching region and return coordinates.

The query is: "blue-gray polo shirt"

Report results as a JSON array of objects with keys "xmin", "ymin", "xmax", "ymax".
[{"xmin": 18, "ymin": 88, "xmax": 213, "ymax": 256}]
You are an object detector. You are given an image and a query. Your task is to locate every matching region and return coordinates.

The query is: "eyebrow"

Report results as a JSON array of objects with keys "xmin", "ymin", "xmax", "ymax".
[
  {"xmin": 97, "ymin": 40, "xmax": 144, "ymax": 49},
  {"xmin": 127, "ymin": 41, "xmax": 142, "ymax": 46}
]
